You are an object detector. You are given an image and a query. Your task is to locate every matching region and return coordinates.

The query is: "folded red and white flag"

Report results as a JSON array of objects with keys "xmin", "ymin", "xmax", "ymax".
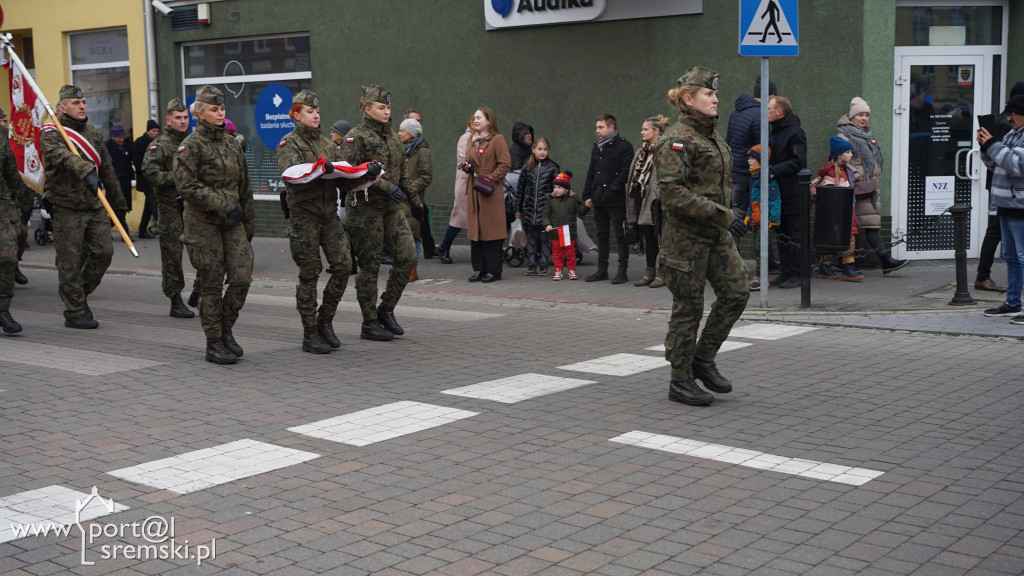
[
  {"xmin": 282, "ymin": 158, "xmax": 384, "ymax": 191},
  {"xmin": 557, "ymin": 224, "xmax": 571, "ymax": 247}
]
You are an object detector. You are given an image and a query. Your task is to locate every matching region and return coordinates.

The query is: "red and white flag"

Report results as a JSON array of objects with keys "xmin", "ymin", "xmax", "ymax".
[
  {"xmin": 3, "ymin": 52, "xmax": 45, "ymax": 192},
  {"xmin": 557, "ymin": 224, "xmax": 571, "ymax": 247},
  {"xmin": 281, "ymin": 159, "xmax": 384, "ymax": 191}
]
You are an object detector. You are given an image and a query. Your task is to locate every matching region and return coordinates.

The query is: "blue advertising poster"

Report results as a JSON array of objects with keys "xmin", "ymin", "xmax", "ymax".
[{"xmin": 254, "ymin": 83, "xmax": 295, "ymax": 149}]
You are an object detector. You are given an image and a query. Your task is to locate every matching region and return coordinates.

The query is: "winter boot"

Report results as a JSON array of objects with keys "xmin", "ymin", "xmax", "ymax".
[
  {"xmin": 692, "ymin": 359, "xmax": 733, "ymax": 393},
  {"xmin": 585, "ymin": 268, "xmax": 609, "ymax": 282},
  {"xmin": 611, "ymin": 265, "xmax": 629, "ymax": 285},
  {"xmin": 0, "ymin": 310, "xmax": 23, "ymax": 334},
  {"xmin": 816, "ymin": 264, "xmax": 840, "ymax": 280},
  {"xmin": 880, "ymin": 253, "xmax": 908, "ymax": 274},
  {"xmin": 360, "ymin": 320, "xmax": 394, "ymax": 341},
  {"xmin": 438, "ymin": 246, "xmax": 453, "ymax": 264},
  {"xmin": 634, "ymin": 267, "xmax": 655, "ymax": 287},
  {"xmin": 317, "ymin": 313, "xmax": 341, "ymax": 348},
  {"xmin": 649, "ymin": 267, "xmax": 666, "ymax": 288},
  {"xmin": 65, "ymin": 314, "xmax": 98, "ymax": 329},
  {"xmin": 169, "ymin": 294, "xmax": 195, "ymax": 318},
  {"xmin": 840, "ymin": 263, "xmax": 864, "ymax": 281},
  {"xmin": 668, "ymin": 380, "xmax": 714, "ymax": 406},
  {"xmin": 302, "ymin": 326, "xmax": 331, "ymax": 354},
  {"xmin": 377, "ymin": 304, "xmax": 404, "ymax": 336},
  {"xmin": 205, "ymin": 338, "xmax": 238, "ymax": 365},
  {"xmin": 14, "ymin": 266, "xmax": 27, "ymax": 285},
  {"xmin": 222, "ymin": 331, "xmax": 244, "ymax": 357},
  {"xmin": 409, "ymin": 262, "xmax": 419, "ymax": 282}
]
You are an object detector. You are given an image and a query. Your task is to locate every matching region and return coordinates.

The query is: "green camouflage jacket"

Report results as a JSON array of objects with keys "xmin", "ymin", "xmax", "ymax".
[
  {"xmin": 40, "ymin": 115, "xmax": 127, "ymax": 211},
  {"xmin": 173, "ymin": 119, "xmax": 254, "ymax": 236},
  {"xmin": 339, "ymin": 114, "xmax": 410, "ymax": 213},
  {"xmin": 276, "ymin": 122, "xmax": 343, "ymax": 220},
  {"xmin": 404, "ymin": 138, "xmax": 432, "ymax": 201},
  {"xmin": 0, "ymin": 137, "xmax": 31, "ymax": 218},
  {"xmin": 142, "ymin": 126, "xmax": 188, "ymax": 205}
]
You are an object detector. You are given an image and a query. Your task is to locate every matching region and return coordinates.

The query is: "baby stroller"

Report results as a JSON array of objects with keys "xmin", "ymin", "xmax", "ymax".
[{"xmin": 34, "ymin": 195, "xmax": 52, "ymax": 246}]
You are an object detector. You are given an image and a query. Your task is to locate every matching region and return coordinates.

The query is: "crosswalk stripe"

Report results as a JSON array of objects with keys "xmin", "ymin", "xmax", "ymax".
[
  {"xmin": 558, "ymin": 353, "xmax": 669, "ymax": 376},
  {"xmin": 442, "ymin": 373, "xmax": 596, "ymax": 403},
  {"xmin": 727, "ymin": 323, "xmax": 818, "ymax": 340},
  {"xmin": 0, "ymin": 339, "xmax": 164, "ymax": 375},
  {"xmin": 289, "ymin": 401, "xmax": 479, "ymax": 446},
  {"xmin": 0, "ymin": 485, "xmax": 129, "ymax": 544}
]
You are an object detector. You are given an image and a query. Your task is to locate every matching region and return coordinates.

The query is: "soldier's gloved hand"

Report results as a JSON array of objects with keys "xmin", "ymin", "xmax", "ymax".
[
  {"xmin": 84, "ymin": 169, "xmax": 100, "ymax": 193},
  {"xmin": 366, "ymin": 161, "xmax": 383, "ymax": 179},
  {"xmin": 247, "ymin": 232, "xmax": 254, "ymax": 243},
  {"xmin": 226, "ymin": 203, "xmax": 244, "ymax": 223},
  {"xmin": 387, "ymin": 186, "xmax": 408, "ymax": 203},
  {"xmin": 321, "ymin": 159, "xmax": 335, "ymax": 174},
  {"xmin": 729, "ymin": 208, "xmax": 749, "ymax": 238}
]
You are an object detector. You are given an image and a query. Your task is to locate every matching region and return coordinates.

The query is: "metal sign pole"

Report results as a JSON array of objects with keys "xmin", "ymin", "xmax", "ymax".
[{"xmin": 759, "ymin": 56, "xmax": 769, "ymax": 308}]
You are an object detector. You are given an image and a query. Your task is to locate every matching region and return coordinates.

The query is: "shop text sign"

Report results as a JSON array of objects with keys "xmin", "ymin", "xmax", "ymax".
[{"xmin": 485, "ymin": 0, "xmax": 605, "ymax": 28}]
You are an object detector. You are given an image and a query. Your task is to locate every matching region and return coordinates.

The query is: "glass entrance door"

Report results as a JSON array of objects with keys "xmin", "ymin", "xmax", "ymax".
[{"xmin": 893, "ymin": 55, "xmax": 987, "ymax": 259}]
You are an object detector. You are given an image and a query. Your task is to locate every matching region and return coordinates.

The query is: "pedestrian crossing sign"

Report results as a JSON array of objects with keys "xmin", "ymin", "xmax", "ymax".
[{"xmin": 739, "ymin": 0, "xmax": 798, "ymax": 57}]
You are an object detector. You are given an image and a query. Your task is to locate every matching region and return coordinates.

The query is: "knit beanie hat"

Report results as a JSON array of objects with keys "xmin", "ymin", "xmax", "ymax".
[
  {"xmin": 146, "ymin": 119, "xmax": 160, "ymax": 131},
  {"xmin": 399, "ymin": 118, "xmax": 422, "ymax": 138},
  {"xmin": 753, "ymin": 75, "xmax": 777, "ymax": 96},
  {"xmin": 1010, "ymin": 81, "xmax": 1024, "ymax": 98},
  {"xmin": 330, "ymin": 120, "xmax": 352, "ymax": 137},
  {"xmin": 1002, "ymin": 95, "xmax": 1024, "ymax": 117},
  {"xmin": 747, "ymin": 144, "xmax": 771, "ymax": 162},
  {"xmin": 849, "ymin": 97, "xmax": 871, "ymax": 118},
  {"xmin": 829, "ymin": 135, "xmax": 854, "ymax": 159},
  {"xmin": 553, "ymin": 170, "xmax": 572, "ymax": 189},
  {"xmin": 111, "ymin": 125, "xmax": 125, "ymax": 137}
]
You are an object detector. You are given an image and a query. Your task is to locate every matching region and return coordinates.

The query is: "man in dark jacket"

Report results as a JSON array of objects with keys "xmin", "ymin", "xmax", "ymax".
[
  {"xmin": 726, "ymin": 75, "xmax": 776, "ymax": 222},
  {"xmin": 105, "ymin": 124, "xmax": 133, "ymax": 233},
  {"xmin": 132, "ymin": 119, "xmax": 160, "ymax": 238},
  {"xmin": 767, "ymin": 95, "xmax": 807, "ymax": 288},
  {"xmin": 583, "ymin": 113, "xmax": 634, "ymax": 283},
  {"xmin": 509, "ymin": 122, "xmax": 534, "ymax": 171}
]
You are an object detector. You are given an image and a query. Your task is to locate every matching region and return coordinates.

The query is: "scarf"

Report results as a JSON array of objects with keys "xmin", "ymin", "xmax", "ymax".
[
  {"xmin": 597, "ymin": 130, "xmax": 619, "ymax": 151},
  {"xmin": 404, "ymin": 135, "xmax": 424, "ymax": 156},
  {"xmin": 837, "ymin": 117, "xmax": 883, "ymax": 179},
  {"xmin": 471, "ymin": 130, "xmax": 491, "ymax": 146},
  {"xmin": 628, "ymin": 141, "xmax": 654, "ymax": 199}
]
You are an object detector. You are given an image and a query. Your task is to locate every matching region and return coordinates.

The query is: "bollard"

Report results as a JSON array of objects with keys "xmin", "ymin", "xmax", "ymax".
[
  {"xmin": 948, "ymin": 204, "xmax": 975, "ymax": 306},
  {"xmin": 797, "ymin": 169, "xmax": 812, "ymax": 308}
]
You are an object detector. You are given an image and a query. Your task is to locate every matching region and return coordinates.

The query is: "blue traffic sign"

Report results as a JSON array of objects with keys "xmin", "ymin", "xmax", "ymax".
[
  {"xmin": 739, "ymin": 0, "xmax": 798, "ymax": 57},
  {"xmin": 254, "ymin": 83, "xmax": 295, "ymax": 149}
]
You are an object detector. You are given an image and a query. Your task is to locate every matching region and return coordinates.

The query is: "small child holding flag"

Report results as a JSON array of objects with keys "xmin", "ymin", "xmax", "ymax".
[{"xmin": 542, "ymin": 171, "xmax": 589, "ymax": 280}]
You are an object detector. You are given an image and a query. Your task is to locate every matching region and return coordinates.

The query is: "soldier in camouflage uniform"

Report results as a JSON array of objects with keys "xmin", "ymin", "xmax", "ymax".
[
  {"xmin": 339, "ymin": 84, "xmax": 420, "ymax": 341},
  {"xmin": 656, "ymin": 67, "xmax": 749, "ymax": 406},
  {"xmin": 277, "ymin": 89, "xmax": 380, "ymax": 354},
  {"xmin": 40, "ymin": 85, "xmax": 128, "ymax": 329},
  {"xmin": 0, "ymin": 135, "xmax": 30, "ymax": 333},
  {"xmin": 173, "ymin": 85, "xmax": 255, "ymax": 365},
  {"xmin": 142, "ymin": 97, "xmax": 198, "ymax": 319}
]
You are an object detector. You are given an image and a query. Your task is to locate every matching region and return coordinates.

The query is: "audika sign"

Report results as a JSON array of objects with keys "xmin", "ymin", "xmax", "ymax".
[{"xmin": 485, "ymin": 0, "xmax": 606, "ymax": 28}]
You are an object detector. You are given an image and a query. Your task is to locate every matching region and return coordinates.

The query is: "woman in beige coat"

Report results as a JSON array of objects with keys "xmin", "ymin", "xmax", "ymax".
[
  {"xmin": 626, "ymin": 115, "xmax": 668, "ymax": 287},
  {"xmin": 461, "ymin": 106, "xmax": 511, "ymax": 282},
  {"xmin": 438, "ymin": 116, "xmax": 473, "ymax": 264}
]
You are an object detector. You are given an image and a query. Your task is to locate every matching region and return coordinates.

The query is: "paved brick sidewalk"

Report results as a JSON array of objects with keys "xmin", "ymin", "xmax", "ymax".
[{"xmin": 1, "ymin": 268, "xmax": 1021, "ymax": 575}]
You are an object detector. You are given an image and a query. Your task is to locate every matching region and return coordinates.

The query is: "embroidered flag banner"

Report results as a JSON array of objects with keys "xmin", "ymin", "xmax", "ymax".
[{"xmin": 3, "ymin": 51, "xmax": 45, "ymax": 192}]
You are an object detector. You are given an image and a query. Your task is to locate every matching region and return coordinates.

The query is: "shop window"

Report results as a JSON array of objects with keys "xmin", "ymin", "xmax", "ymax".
[
  {"xmin": 69, "ymin": 28, "xmax": 131, "ymax": 139},
  {"xmin": 895, "ymin": 5, "xmax": 1003, "ymax": 46}
]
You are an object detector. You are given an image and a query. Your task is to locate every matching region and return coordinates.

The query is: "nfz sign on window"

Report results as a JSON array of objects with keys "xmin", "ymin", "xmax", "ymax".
[{"xmin": 485, "ymin": 0, "xmax": 606, "ymax": 28}]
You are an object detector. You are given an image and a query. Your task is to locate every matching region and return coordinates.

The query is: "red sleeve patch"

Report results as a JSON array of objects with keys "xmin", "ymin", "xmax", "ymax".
[
  {"xmin": 278, "ymin": 140, "xmax": 287, "ymax": 148},
  {"xmin": 177, "ymin": 146, "xmax": 186, "ymax": 153},
  {"xmin": 671, "ymin": 142, "xmax": 685, "ymax": 151}
]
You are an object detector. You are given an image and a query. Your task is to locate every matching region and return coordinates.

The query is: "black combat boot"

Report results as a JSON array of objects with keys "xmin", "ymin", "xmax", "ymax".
[
  {"xmin": 221, "ymin": 331, "xmax": 243, "ymax": 357},
  {"xmin": 14, "ymin": 266, "xmax": 27, "ymax": 285},
  {"xmin": 0, "ymin": 310, "xmax": 23, "ymax": 334},
  {"xmin": 611, "ymin": 265, "xmax": 629, "ymax": 285},
  {"xmin": 65, "ymin": 314, "xmax": 98, "ymax": 329},
  {"xmin": 880, "ymin": 253, "xmax": 908, "ymax": 274},
  {"xmin": 83, "ymin": 302, "xmax": 94, "ymax": 321},
  {"xmin": 692, "ymin": 359, "xmax": 733, "ymax": 393},
  {"xmin": 205, "ymin": 338, "xmax": 238, "ymax": 365},
  {"xmin": 169, "ymin": 294, "xmax": 195, "ymax": 318},
  {"xmin": 669, "ymin": 379, "xmax": 714, "ymax": 406},
  {"xmin": 317, "ymin": 314, "xmax": 341, "ymax": 348},
  {"xmin": 302, "ymin": 326, "xmax": 331, "ymax": 354},
  {"xmin": 360, "ymin": 320, "xmax": 394, "ymax": 341},
  {"xmin": 585, "ymin": 269, "xmax": 609, "ymax": 282},
  {"xmin": 377, "ymin": 304, "xmax": 404, "ymax": 336},
  {"xmin": 187, "ymin": 288, "xmax": 200, "ymax": 308},
  {"xmin": 438, "ymin": 247, "xmax": 453, "ymax": 264}
]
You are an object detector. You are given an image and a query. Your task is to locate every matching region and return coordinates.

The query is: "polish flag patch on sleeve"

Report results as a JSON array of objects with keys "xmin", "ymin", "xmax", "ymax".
[
  {"xmin": 149, "ymin": 145, "xmax": 157, "ymax": 151},
  {"xmin": 345, "ymin": 137, "xmax": 355, "ymax": 143},
  {"xmin": 671, "ymin": 142, "xmax": 685, "ymax": 151},
  {"xmin": 177, "ymin": 146, "xmax": 186, "ymax": 153},
  {"xmin": 278, "ymin": 140, "xmax": 287, "ymax": 148}
]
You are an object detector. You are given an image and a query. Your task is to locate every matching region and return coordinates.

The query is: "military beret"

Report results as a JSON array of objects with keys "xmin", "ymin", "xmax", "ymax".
[
  {"xmin": 361, "ymin": 84, "xmax": 392, "ymax": 105},
  {"xmin": 293, "ymin": 89, "xmax": 319, "ymax": 108},
  {"xmin": 59, "ymin": 85, "xmax": 85, "ymax": 100},
  {"xmin": 677, "ymin": 67, "xmax": 720, "ymax": 91},
  {"xmin": 166, "ymin": 97, "xmax": 187, "ymax": 113},
  {"xmin": 195, "ymin": 85, "xmax": 225, "ymax": 106}
]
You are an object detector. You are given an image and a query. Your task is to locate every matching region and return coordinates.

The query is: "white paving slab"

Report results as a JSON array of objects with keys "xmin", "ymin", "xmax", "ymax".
[
  {"xmin": 727, "ymin": 323, "xmax": 818, "ymax": 340},
  {"xmin": 245, "ymin": 294, "xmax": 503, "ymax": 321},
  {"xmin": 441, "ymin": 373, "xmax": 597, "ymax": 403},
  {"xmin": 0, "ymin": 339, "xmax": 165, "ymax": 376},
  {"xmin": 107, "ymin": 439, "xmax": 320, "ymax": 494},
  {"xmin": 289, "ymin": 401, "xmax": 479, "ymax": 446},
  {"xmin": 646, "ymin": 340, "xmax": 752, "ymax": 353},
  {"xmin": 0, "ymin": 485, "xmax": 129, "ymax": 544},
  {"xmin": 609, "ymin": 431, "xmax": 884, "ymax": 486},
  {"xmin": 557, "ymin": 353, "xmax": 669, "ymax": 376}
]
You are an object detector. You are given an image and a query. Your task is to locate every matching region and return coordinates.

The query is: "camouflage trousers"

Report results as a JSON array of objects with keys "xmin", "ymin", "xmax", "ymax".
[
  {"xmin": 345, "ymin": 205, "xmax": 415, "ymax": 322},
  {"xmin": 157, "ymin": 199, "xmax": 198, "ymax": 299},
  {"xmin": 663, "ymin": 234, "xmax": 748, "ymax": 381},
  {"xmin": 53, "ymin": 207, "xmax": 115, "ymax": 319},
  {"xmin": 184, "ymin": 224, "xmax": 253, "ymax": 339},
  {"xmin": 289, "ymin": 214, "xmax": 351, "ymax": 327},
  {"xmin": 0, "ymin": 216, "xmax": 17, "ymax": 310}
]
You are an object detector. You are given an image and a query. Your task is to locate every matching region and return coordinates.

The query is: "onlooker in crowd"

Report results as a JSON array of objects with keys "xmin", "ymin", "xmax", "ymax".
[
  {"xmin": 745, "ymin": 144, "xmax": 782, "ymax": 289},
  {"xmin": 223, "ymin": 119, "xmax": 246, "ymax": 153},
  {"xmin": 814, "ymin": 136, "xmax": 862, "ymax": 281},
  {"xmin": 978, "ymin": 92, "xmax": 1024, "ymax": 323},
  {"xmin": 132, "ymin": 119, "xmax": 160, "ymax": 238},
  {"xmin": 975, "ymin": 80, "xmax": 1023, "ymax": 292},
  {"xmin": 837, "ymin": 96, "xmax": 908, "ymax": 275},
  {"xmin": 626, "ymin": 115, "xmax": 668, "ymax": 288},
  {"xmin": 516, "ymin": 137, "xmax": 558, "ymax": 276},
  {"xmin": 509, "ymin": 122, "xmax": 535, "ymax": 171},
  {"xmin": 142, "ymin": 97, "xmax": 199, "ymax": 319},
  {"xmin": 657, "ymin": 67, "xmax": 748, "ymax": 407},
  {"xmin": 438, "ymin": 116, "xmax": 473, "ymax": 265},
  {"xmin": 543, "ymin": 171, "xmax": 588, "ymax": 280},
  {"xmin": 461, "ymin": 107, "xmax": 511, "ymax": 283},
  {"xmin": 0, "ymin": 108, "xmax": 8, "ymax": 132},
  {"xmin": 583, "ymin": 114, "xmax": 634, "ymax": 284},
  {"xmin": 0, "ymin": 121, "xmax": 31, "ymax": 333},
  {"xmin": 400, "ymin": 114, "xmax": 436, "ymax": 259},
  {"xmin": 767, "ymin": 95, "xmax": 807, "ymax": 288},
  {"xmin": 329, "ymin": 120, "xmax": 352, "ymax": 145},
  {"xmin": 404, "ymin": 108, "xmax": 421, "ymax": 122},
  {"xmin": 399, "ymin": 117, "xmax": 432, "ymax": 281},
  {"xmin": 174, "ymin": 85, "xmax": 254, "ymax": 363},
  {"xmin": 105, "ymin": 124, "xmax": 133, "ymax": 233},
  {"xmin": 42, "ymin": 85, "xmax": 128, "ymax": 329},
  {"xmin": 726, "ymin": 75, "xmax": 775, "ymax": 243}
]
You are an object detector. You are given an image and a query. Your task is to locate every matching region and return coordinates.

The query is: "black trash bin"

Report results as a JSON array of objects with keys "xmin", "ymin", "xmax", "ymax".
[{"xmin": 813, "ymin": 185, "xmax": 854, "ymax": 253}]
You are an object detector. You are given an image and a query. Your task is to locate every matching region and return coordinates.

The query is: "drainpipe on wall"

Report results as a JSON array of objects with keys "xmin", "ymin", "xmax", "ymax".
[{"xmin": 143, "ymin": 0, "xmax": 160, "ymax": 123}]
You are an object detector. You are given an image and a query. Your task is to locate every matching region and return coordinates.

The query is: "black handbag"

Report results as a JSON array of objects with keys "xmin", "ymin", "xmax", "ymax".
[
  {"xmin": 473, "ymin": 174, "xmax": 495, "ymax": 197},
  {"xmin": 623, "ymin": 221, "xmax": 638, "ymax": 245}
]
